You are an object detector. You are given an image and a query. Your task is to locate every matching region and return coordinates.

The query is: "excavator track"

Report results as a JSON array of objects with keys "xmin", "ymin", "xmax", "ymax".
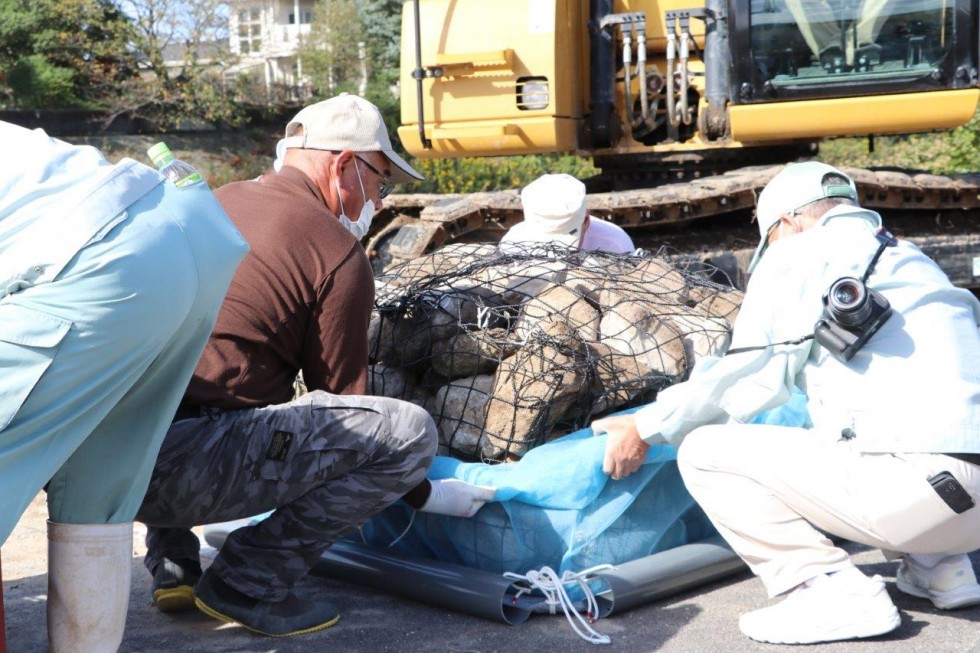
[{"xmin": 368, "ymin": 165, "xmax": 980, "ymax": 290}]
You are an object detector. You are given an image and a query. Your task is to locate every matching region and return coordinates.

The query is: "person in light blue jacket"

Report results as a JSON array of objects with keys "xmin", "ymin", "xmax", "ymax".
[
  {"xmin": 593, "ymin": 162, "xmax": 980, "ymax": 646},
  {"xmin": 0, "ymin": 122, "xmax": 248, "ymax": 652}
]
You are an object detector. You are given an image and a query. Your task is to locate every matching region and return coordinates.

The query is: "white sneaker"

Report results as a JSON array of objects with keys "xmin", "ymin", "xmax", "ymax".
[
  {"xmin": 739, "ymin": 569, "xmax": 900, "ymax": 645},
  {"xmin": 896, "ymin": 554, "xmax": 980, "ymax": 610}
]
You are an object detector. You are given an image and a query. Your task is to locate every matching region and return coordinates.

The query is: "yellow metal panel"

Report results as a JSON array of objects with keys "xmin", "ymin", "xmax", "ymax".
[
  {"xmin": 400, "ymin": 0, "xmax": 583, "ymax": 158},
  {"xmin": 731, "ymin": 90, "xmax": 980, "ymax": 142},
  {"xmin": 431, "ymin": 124, "xmax": 521, "ymax": 138},
  {"xmin": 398, "ymin": 116, "xmax": 580, "ymax": 158}
]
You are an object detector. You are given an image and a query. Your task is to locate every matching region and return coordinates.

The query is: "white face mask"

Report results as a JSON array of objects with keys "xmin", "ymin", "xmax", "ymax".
[{"xmin": 336, "ymin": 158, "xmax": 375, "ymax": 240}]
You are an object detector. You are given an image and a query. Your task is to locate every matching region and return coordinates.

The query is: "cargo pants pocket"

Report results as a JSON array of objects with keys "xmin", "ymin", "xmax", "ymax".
[{"xmin": 0, "ymin": 302, "xmax": 72, "ymax": 432}]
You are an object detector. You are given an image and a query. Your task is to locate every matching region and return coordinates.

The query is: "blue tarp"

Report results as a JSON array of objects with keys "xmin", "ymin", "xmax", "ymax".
[{"xmin": 353, "ymin": 389, "xmax": 811, "ymax": 578}]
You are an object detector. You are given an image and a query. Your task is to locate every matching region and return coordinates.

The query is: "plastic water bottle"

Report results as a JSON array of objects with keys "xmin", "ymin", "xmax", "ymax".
[{"xmin": 147, "ymin": 142, "xmax": 206, "ymax": 190}]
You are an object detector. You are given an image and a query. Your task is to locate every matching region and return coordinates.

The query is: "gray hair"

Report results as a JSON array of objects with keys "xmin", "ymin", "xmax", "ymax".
[{"xmin": 795, "ymin": 195, "xmax": 856, "ymax": 220}]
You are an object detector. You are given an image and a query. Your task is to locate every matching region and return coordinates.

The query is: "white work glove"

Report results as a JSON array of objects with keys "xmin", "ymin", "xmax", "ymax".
[{"xmin": 419, "ymin": 479, "xmax": 496, "ymax": 517}]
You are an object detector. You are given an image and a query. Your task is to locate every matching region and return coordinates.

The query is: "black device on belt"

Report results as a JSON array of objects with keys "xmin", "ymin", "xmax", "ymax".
[{"xmin": 928, "ymin": 467, "xmax": 976, "ymax": 515}]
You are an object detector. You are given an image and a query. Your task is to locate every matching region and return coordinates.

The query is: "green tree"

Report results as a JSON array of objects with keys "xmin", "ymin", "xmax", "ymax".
[
  {"xmin": 6, "ymin": 56, "xmax": 75, "ymax": 106},
  {"xmin": 115, "ymin": 0, "xmax": 245, "ymax": 128},
  {"xmin": 0, "ymin": 0, "xmax": 139, "ymax": 109},
  {"xmin": 820, "ymin": 109, "xmax": 980, "ymax": 175},
  {"xmin": 296, "ymin": 0, "xmax": 405, "ymax": 151},
  {"xmin": 358, "ymin": 0, "xmax": 403, "ymax": 76},
  {"xmin": 299, "ymin": 0, "xmax": 366, "ymax": 97},
  {"xmin": 355, "ymin": 0, "xmax": 404, "ymax": 148},
  {"xmin": 946, "ymin": 110, "xmax": 980, "ymax": 172}
]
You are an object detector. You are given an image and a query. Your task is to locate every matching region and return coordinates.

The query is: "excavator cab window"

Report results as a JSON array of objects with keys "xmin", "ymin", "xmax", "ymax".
[{"xmin": 731, "ymin": 0, "xmax": 976, "ymax": 102}]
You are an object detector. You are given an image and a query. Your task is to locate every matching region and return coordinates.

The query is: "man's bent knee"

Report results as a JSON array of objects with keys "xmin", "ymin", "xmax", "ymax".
[
  {"xmin": 375, "ymin": 397, "xmax": 432, "ymax": 446},
  {"xmin": 380, "ymin": 399, "xmax": 437, "ymax": 489},
  {"xmin": 676, "ymin": 425, "xmax": 725, "ymax": 474},
  {"xmin": 400, "ymin": 400, "xmax": 438, "ymax": 459}
]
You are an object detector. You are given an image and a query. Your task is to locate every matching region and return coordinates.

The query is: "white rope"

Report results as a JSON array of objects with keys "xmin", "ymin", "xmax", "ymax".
[
  {"xmin": 504, "ymin": 564, "xmax": 614, "ymax": 645},
  {"xmin": 476, "ymin": 304, "xmax": 493, "ymax": 330},
  {"xmin": 387, "ymin": 509, "xmax": 417, "ymax": 548},
  {"xmin": 519, "ymin": 321, "xmax": 545, "ymax": 347},
  {"xmin": 355, "ymin": 509, "xmax": 416, "ymax": 548}
]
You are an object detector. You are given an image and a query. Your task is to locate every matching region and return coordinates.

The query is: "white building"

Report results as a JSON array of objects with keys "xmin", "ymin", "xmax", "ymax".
[{"xmin": 227, "ymin": 0, "xmax": 315, "ymax": 100}]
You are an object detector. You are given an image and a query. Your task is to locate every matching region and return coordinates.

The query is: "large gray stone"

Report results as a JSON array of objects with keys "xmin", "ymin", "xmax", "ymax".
[
  {"xmin": 429, "ymin": 328, "xmax": 515, "ymax": 378},
  {"xmin": 599, "ymin": 298, "xmax": 687, "ymax": 379},
  {"xmin": 483, "ymin": 318, "xmax": 584, "ymax": 460},
  {"xmin": 425, "ymin": 374, "xmax": 495, "ymax": 459}
]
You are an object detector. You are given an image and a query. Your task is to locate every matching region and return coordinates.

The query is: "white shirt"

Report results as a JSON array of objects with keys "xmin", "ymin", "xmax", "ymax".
[
  {"xmin": 499, "ymin": 215, "xmax": 636, "ymax": 254},
  {"xmin": 582, "ymin": 217, "xmax": 635, "ymax": 254},
  {"xmin": 634, "ymin": 206, "xmax": 980, "ymax": 453}
]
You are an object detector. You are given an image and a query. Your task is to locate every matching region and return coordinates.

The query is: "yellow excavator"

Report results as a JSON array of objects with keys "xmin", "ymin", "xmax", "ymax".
[{"xmin": 367, "ymin": 0, "xmax": 980, "ymax": 289}]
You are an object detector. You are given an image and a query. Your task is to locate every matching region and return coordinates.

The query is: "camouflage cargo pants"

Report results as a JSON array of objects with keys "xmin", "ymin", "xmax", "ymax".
[{"xmin": 136, "ymin": 390, "xmax": 436, "ymax": 601}]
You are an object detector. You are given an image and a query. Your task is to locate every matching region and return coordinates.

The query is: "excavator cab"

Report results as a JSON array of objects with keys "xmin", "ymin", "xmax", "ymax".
[
  {"xmin": 399, "ymin": 0, "xmax": 978, "ymax": 157},
  {"xmin": 730, "ymin": 0, "xmax": 978, "ymax": 141},
  {"xmin": 744, "ymin": 0, "xmax": 969, "ymax": 95}
]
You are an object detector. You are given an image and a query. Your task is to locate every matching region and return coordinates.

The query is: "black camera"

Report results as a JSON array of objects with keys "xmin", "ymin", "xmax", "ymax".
[{"xmin": 813, "ymin": 276, "xmax": 892, "ymax": 361}]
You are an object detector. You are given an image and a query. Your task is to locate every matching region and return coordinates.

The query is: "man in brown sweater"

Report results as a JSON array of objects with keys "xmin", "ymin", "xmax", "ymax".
[{"xmin": 135, "ymin": 94, "xmax": 493, "ymax": 638}]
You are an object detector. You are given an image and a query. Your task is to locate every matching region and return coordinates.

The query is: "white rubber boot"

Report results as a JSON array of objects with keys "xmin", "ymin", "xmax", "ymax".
[{"xmin": 47, "ymin": 521, "xmax": 133, "ymax": 653}]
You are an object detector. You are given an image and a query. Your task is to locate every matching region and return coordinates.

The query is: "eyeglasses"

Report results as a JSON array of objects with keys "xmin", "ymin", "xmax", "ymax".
[
  {"xmin": 355, "ymin": 156, "xmax": 393, "ymax": 199},
  {"xmin": 755, "ymin": 219, "xmax": 782, "ymax": 263}
]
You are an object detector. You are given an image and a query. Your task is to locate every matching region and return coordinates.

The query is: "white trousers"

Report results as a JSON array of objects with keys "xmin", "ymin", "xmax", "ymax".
[{"xmin": 677, "ymin": 424, "xmax": 980, "ymax": 597}]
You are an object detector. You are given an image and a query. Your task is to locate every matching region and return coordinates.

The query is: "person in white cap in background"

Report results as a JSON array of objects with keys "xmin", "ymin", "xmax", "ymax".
[
  {"xmin": 135, "ymin": 93, "xmax": 493, "ymax": 639},
  {"xmin": 501, "ymin": 173, "xmax": 635, "ymax": 253},
  {"xmin": 0, "ymin": 121, "xmax": 247, "ymax": 652},
  {"xmin": 592, "ymin": 161, "xmax": 980, "ymax": 645}
]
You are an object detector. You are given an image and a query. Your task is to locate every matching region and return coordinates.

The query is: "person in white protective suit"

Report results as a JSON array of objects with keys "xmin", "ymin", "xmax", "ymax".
[
  {"xmin": 0, "ymin": 122, "xmax": 248, "ymax": 652},
  {"xmin": 592, "ymin": 161, "xmax": 980, "ymax": 645}
]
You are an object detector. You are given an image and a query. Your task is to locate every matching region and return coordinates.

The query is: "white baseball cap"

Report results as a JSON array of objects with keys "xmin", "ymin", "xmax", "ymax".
[
  {"xmin": 281, "ymin": 93, "xmax": 423, "ymax": 184},
  {"xmin": 748, "ymin": 162, "xmax": 859, "ymax": 272},
  {"xmin": 508, "ymin": 174, "xmax": 588, "ymax": 247}
]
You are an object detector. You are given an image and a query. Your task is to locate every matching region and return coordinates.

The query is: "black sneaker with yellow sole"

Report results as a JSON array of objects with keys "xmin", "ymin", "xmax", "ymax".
[
  {"xmin": 194, "ymin": 568, "xmax": 341, "ymax": 637},
  {"xmin": 152, "ymin": 558, "xmax": 203, "ymax": 612}
]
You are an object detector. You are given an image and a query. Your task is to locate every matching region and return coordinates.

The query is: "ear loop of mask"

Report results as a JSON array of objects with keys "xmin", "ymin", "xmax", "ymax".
[
  {"xmin": 336, "ymin": 177, "xmax": 346, "ymax": 217},
  {"xmin": 354, "ymin": 157, "xmax": 368, "ymax": 202},
  {"xmin": 335, "ymin": 157, "xmax": 369, "ymax": 217}
]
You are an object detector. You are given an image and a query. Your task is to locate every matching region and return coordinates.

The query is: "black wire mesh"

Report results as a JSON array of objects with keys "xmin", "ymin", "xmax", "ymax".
[{"xmin": 368, "ymin": 242, "xmax": 743, "ymax": 462}]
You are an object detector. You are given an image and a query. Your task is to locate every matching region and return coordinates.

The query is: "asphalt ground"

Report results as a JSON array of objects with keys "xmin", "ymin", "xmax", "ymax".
[{"xmin": 4, "ymin": 493, "xmax": 980, "ymax": 652}]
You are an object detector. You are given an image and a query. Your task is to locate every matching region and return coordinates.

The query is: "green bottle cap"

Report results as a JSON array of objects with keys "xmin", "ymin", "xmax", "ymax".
[{"xmin": 147, "ymin": 142, "xmax": 174, "ymax": 167}]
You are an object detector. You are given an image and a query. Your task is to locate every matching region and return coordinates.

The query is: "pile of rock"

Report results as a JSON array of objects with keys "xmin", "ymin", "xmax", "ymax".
[{"xmin": 369, "ymin": 243, "xmax": 742, "ymax": 461}]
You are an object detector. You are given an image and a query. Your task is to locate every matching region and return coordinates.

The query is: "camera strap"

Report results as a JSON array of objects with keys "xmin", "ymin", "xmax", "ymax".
[
  {"xmin": 725, "ymin": 229, "xmax": 897, "ymax": 357},
  {"xmin": 861, "ymin": 229, "xmax": 897, "ymax": 283},
  {"xmin": 725, "ymin": 333, "xmax": 813, "ymax": 356}
]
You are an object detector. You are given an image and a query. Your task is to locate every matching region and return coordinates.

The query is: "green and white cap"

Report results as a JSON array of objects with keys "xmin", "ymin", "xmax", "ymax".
[
  {"xmin": 748, "ymin": 162, "xmax": 860, "ymax": 273},
  {"xmin": 147, "ymin": 142, "xmax": 175, "ymax": 167}
]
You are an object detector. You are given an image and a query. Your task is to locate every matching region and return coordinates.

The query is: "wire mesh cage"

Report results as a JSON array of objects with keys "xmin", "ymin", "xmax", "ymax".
[{"xmin": 368, "ymin": 242, "xmax": 743, "ymax": 462}]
